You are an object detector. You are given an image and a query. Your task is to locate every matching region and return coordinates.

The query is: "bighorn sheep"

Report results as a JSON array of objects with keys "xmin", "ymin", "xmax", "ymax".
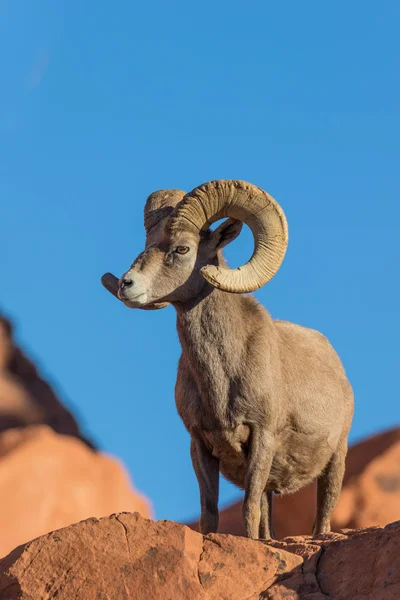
[{"xmin": 102, "ymin": 180, "xmax": 354, "ymax": 540}]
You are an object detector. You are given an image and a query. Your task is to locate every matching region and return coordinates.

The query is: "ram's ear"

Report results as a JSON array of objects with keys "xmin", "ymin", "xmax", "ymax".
[{"xmin": 211, "ymin": 218, "xmax": 243, "ymax": 250}]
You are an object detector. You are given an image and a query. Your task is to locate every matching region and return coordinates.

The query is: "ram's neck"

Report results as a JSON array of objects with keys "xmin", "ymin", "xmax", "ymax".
[{"xmin": 175, "ymin": 289, "xmax": 271, "ymax": 425}]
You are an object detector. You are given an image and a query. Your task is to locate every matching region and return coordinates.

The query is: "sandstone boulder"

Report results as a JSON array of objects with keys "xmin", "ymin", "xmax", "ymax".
[
  {"xmin": 0, "ymin": 513, "xmax": 398, "ymax": 599},
  {"xmin": 189, "ymin": 427, "xmax": 400, "ymax": 539},
  {"xmin": 0, "ymin": 425, "xmax": 151, "ymax": 558}
]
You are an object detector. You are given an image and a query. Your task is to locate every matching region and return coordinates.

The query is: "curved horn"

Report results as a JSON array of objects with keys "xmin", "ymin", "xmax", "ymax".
[
  {"xmin": 168, "ymin": 180, "xmax": 288, "ymax": 293},
  {"xmin": 144, "ymin": 189, "xmax": 186, "ymax": 247},
  {"xmin": 101, "ymin": 273, "xmax": 120, "ymax": 299}
]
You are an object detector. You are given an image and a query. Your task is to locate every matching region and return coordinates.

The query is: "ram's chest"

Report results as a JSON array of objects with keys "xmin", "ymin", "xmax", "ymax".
[
  {"xmin": 197, "ymin": 427, "xmax": 249, "ymax": 488},
  {"xmin": 175, "ymin": 357, "xmax": 244, "ymax": 431}
]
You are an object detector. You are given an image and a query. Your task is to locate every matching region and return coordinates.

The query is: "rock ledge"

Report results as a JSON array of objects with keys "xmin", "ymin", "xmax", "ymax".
[{"xmin": 0, "ymin": 513, "xmax": 398, "ymax": 599}]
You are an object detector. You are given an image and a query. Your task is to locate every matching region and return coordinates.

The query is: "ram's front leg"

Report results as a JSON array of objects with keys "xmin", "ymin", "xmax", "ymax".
[
  {"xmin": 243, "ymin": 428, "xmax": 275, "ymax": 540},
  {"xmin": 190, "ymin": 436, "xmax": 220, "ymax": 534}
]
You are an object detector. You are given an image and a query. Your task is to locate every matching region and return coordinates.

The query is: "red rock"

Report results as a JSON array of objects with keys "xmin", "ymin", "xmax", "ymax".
[
  {"xmin": 0, "ymin": 426, "xmax": 151, "ymax": 558},
  {"xmin": 0, "ymin": 513, "xmax": 399, "ymax": 599},
  {"xmin": 0, "ymin": 513, "xmax": 301, "ymax": 600},
  {"xmin": 188, "ymin": 427, "xmax": 400, "ymax": 539},
  {"xmin": 0, "ymin": 315, "xmax": 92, "ymax": 445},
  {"xmin": 335, "ymin": 439, "xmax": 400, "ymax": 530}
]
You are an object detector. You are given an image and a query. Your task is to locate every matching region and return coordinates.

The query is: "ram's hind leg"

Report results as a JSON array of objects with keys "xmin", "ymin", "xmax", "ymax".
[
  {"xmin": 259, "ymin": 491, "xmax": 274, "ymax": 540},
  {"xmin": 313, "ymin": 435, "xmax": 348, "ymax": 537}
]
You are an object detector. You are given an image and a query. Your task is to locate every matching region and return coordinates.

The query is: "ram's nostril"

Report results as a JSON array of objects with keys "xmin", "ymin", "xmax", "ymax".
[{"xmin": 121, "ymin": 278, "xmax": 133, "ymax": 288}]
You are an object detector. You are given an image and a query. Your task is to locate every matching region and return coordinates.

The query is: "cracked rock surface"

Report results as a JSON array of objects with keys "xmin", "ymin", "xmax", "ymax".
[{"xmin": 0, "ymin": 513, "xmax": 399, "ymax": 600}]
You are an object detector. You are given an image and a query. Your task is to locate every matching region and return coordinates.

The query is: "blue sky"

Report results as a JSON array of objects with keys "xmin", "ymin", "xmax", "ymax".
[{"xmin": 0, "ymin": 1, "xmax": 399, "ymax": 523}]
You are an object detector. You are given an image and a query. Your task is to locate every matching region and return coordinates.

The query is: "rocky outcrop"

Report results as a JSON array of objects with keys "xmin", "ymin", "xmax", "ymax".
[
  {"xmin": 0, "ymin": 313, "xmax": 153, "ymax": 559},
  {"xmin": 0, "ymin": 315, "xmax": 92, "ymax": 445},
  {"xmin": 334, "ymin": 428, "xmax": 400, "ymax": 530},
  {"xmin": 0, "ymin": 426, "xmax": 151, "ymax": 558},
  {"xmin": 189, "ymin": 427, "xmax": 400, "ymax": 539},
  {"xmin": 0, "ymin": 513, "xmax": 398, "ymax": 599}
]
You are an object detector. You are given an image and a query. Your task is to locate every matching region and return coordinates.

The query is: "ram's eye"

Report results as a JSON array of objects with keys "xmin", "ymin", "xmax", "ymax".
[{"xmin": 175, "ymin": 246, "xmax": 190, "ymax": 255}]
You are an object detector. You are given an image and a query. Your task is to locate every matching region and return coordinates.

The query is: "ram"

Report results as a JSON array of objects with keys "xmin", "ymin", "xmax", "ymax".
[{"xmin": 102, "ymin": 180, "xmax": 354, "ymax": 540}]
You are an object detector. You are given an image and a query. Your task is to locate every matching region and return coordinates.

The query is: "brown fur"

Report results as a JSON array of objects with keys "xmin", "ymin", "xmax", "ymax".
[{"xmin": 117, "ymin": 218, "xmax": 354, "ymax": 540}]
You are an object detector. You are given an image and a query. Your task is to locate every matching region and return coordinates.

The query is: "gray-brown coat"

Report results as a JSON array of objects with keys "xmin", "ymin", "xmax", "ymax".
[{"xmin": 102, "ymin": 180, "xmax": 354, "ymax": 540}]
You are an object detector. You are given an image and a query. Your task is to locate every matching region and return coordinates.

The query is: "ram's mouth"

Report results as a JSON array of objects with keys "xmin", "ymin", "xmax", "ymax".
[
  {"xmin": 118, "ymin": 291, "xmax": 146, "ymax": 303},
  {"xmin": 101, "ymin": 273, "xmax": 169, "ymax": 311}
]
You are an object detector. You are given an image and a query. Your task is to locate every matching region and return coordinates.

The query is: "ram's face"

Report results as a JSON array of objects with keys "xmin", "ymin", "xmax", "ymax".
[
  {"xmin": 117, "ymin": 230, "xmax": 200, "ymax": 307},
  {"xmin": 117, "ymin": 219, "xmax": 243, "ymax": 307}
]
